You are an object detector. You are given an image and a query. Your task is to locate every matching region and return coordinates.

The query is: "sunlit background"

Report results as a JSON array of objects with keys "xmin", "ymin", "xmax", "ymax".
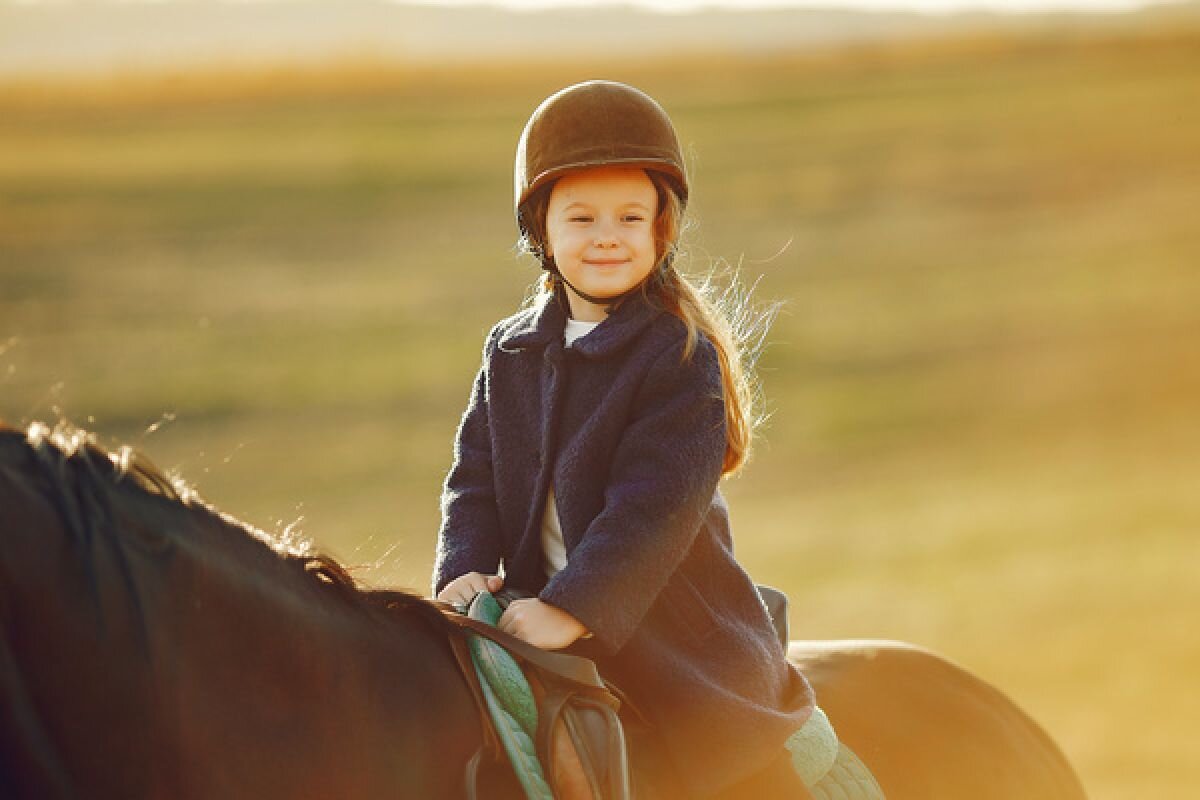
[{"xmin": 2, "ymin": 1, "xmax": 1198, "ymax": 797}]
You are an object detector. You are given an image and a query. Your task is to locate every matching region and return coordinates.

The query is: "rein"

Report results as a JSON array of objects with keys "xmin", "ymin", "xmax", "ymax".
[
  {"xmin": 435, "ymin": 603, "xmax": 616, "ymax": 693},
  {"xmin": 435, "ymin": 604, "xmax": 504, "ymax": 797},
  {"xmin": 432, "ymin": 600, "xmax": 639, "ymax": 800}
]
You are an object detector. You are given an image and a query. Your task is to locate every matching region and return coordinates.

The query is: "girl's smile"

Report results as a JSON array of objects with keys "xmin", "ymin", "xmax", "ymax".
[{"xmin": 545, "ymin": 165, "xmax": 659, "ymax": 322}]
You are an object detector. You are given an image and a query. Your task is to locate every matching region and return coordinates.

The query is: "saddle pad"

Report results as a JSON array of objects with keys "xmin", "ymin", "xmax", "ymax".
[
  {"xmin": 787, "ymin": 707, "xmax": 885, "ymax": 797},
  {"xmin": 786, "ymin": 705, "xmax": 840, "ymax": 787},
  {"xmin": 808, "ymin": 743, "xmax": 886, "ymax": 800},
  {"xmin": 466, "ymin": 590, "xmax": 553, "ymax": 800}
]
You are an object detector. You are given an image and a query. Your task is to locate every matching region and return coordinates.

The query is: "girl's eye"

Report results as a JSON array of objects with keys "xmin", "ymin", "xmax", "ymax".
[
  {"xmin": 569, "ymin": 216, "xmax": 593, "ymax": 223},
  {"xmin": 623, "ymin": 215, "xmax": 645, "ymax": 223}
]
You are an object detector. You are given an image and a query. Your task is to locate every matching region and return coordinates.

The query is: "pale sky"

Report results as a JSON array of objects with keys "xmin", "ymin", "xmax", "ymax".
[
  {"xmin": 408, "ymin": 0, "xmax": 1162, "ymax": 13},
  {"xmin": 9, "ymin": 0, "xmax": 1170, "ymax": 11}
]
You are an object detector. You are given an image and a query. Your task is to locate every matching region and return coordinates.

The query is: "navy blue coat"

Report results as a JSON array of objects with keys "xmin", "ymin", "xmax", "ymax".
[{"xmin": 433, "ymin": 285, "xmax": 814, "ymax": 797}]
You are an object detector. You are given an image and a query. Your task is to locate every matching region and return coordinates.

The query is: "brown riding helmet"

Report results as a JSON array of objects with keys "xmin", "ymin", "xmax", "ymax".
[{"xmin": 514, "ymin": 80, "xmax": 689, "ymax": 240}]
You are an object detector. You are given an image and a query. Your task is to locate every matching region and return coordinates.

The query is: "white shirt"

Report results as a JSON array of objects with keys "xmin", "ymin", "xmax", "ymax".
[{"xmin": 541, "ymin": 318, "xmax": 600, "ymax": 577}]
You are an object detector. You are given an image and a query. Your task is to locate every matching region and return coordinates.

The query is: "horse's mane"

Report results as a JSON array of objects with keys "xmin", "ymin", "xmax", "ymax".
[{"xmin": 2, "ymin": 420, "xmax": 445, "ymax": 631}]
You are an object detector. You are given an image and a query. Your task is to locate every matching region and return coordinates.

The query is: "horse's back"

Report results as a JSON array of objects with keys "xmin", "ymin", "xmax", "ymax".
[{"xmin": 788, "ymin": 639, "xmax": 1087, "ymax": 800}]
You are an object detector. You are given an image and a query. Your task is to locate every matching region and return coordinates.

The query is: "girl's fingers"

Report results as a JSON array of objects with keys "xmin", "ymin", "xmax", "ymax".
[
  {"xmin": 439, "ymin": 590, "xmax": 467, "ymax": 606},
  {"xmin": 464, "ymin": 573, "xmax": 500, "ymax": 596},
  {"xmin": 437, "ymin": 576, "xmax": 475, "ymax": 605},
  {"xmin": 437, "ymin": 572, "xmax": 502, "ymax": 608},
  {"xmin": 455, "ymin": 573, "xmax": 484, "ymax": 594},
  {"xmin": 497, "ymin": 605, "xmax": 518, "ymax": 634}
]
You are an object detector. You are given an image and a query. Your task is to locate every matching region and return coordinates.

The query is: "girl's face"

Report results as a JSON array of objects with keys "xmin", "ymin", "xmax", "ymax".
[{"xmin": 545, "ymin": 166, "xmax": 659, "ymax": 322}]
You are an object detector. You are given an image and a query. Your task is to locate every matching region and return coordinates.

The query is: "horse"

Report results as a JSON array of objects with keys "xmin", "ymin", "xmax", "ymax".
[
  {"xmin": 789, "ymin": 641, "xmax": 1087, "ymax": 799},
  {"xmin": 0, "ymin": 421, "xmax": 1087, "ymax": 799},
  {"xmin": 0, "ymin": 421, "xmax": 490, "ymax": 798}
]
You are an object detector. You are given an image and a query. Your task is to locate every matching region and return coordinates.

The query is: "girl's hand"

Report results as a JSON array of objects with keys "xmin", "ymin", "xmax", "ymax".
[
  {"xmin": 498, "ymin": 598, "xmax": 588, "ymax": 650},
  {"xmin": 437, "ymin": 572, "xmax": 504, "ymax": 608}
]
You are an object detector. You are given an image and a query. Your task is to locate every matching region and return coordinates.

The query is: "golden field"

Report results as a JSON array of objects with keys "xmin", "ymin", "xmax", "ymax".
[{"xmin": 2, "ymin": 26, "xmax": 1198, "ymax": 798}]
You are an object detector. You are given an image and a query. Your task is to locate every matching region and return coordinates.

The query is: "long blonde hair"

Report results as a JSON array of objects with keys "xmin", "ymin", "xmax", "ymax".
[{"xmin": 519, "ymin": 170, "xmax": 775, "ymax": 476}]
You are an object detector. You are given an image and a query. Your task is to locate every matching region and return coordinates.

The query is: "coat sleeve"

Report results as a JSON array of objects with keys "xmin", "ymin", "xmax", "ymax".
[
  {"xmin": 538, "ymin": 334, "xmax": 727, "ymax": 654},
  {"xmin": 431, "ymin": 325, "xmax": 505, "ymax": 596}
]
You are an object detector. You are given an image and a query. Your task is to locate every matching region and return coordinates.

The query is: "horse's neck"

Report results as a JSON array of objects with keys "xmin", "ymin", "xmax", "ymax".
[
  {"xmin": 157, "ymin": 504, "xmax": 489, "ymax": 795},
  {"xmin": 133, "ymin": 483, "xmax": 491, "ymax": 764},
  {"xmin": 2, "ymin": 449, "xmax": 485, "ymax": 799}
]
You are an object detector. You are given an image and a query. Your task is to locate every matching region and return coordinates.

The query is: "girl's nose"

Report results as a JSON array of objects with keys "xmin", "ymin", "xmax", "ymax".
[{"xmin": 593, "ymin": 227, "xmax": 619, "ymax": 248}]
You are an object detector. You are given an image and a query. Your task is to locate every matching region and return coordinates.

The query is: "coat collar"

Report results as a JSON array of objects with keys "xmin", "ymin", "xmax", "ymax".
[{"xmin": 497, "ymin": 283, "xmax": 664, "ymax": 360}]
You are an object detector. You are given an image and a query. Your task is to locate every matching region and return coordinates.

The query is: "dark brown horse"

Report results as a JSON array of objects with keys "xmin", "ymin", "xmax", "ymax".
[
  {"xmin": 0, "ymin": 421, "xmax": 1087, "ymax": 799},
  {"xmin": 0, "ymin": 421, "xmax": 495, "ymax": 799}
]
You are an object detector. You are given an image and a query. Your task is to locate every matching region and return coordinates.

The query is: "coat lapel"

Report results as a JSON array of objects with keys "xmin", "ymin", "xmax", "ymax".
[
  {"xmin": 570, "ymin": 290, "xmax": 664, "ymax": 360},
  {"xmin": 496, "ymin": 287, "xmax": 566, "ymax": 353},
  {"xmin": 496, "ymin": 283, "xmax": 664, "ymax": 359}
]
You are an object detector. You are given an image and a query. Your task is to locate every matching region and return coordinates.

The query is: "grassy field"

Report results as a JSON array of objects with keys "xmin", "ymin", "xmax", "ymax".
[{"xmin": 2, "ymin": 26, "xmax": 1198, "ymax": 798}]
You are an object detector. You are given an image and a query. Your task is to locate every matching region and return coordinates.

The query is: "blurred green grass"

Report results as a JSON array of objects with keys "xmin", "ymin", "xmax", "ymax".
[{"xmin": 2, "ymin": 29, "xmax": 1198, "ymax": 799}]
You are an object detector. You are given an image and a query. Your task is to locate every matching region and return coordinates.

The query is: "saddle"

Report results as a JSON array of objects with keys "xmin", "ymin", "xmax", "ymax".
[
  {"xmin": 439, "ymin": 590, "xmax": 633, "ymax": 800},
  {"xmin": 437, "ymin": 585, "xmax": 848, "ymax": 800}
]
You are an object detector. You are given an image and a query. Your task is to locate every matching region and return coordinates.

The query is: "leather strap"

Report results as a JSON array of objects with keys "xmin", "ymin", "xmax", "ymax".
[
  {"xmin": 444, "ymin": 617, "xmax": 503, "ymax": 799},
  {"xmin": 552, "ymin": 266, "xmax": 639, "ymax": 313},
  {"xmin": 435, "ymin": 597, "xmax": 643, "ymax": 799},
  {"xmin": 464, "ymin": 750, "xmax": 484, "ymax": 800},
  {"xmin": 435, "ymin": 601, "xmax": 619, "ymax": 709}
]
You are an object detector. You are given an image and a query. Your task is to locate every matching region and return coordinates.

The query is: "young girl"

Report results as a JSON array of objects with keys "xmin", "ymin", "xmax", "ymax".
[{"xmin": 433, "ymin": 80, "xmax": 816, "ymax": 798}]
